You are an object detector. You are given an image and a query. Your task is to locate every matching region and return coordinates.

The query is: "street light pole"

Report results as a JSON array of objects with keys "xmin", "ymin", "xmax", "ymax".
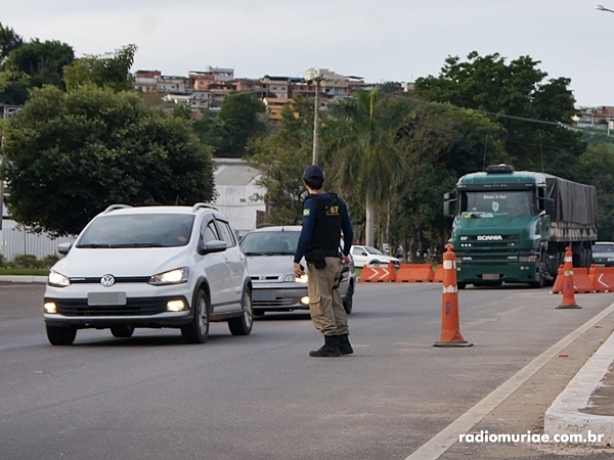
[{"xmin": 312, "ymin": 76, "xmax": 322, "ymax": 165}]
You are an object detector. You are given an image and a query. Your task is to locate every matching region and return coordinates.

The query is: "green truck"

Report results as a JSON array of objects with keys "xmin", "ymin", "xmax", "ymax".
[{"xmin": 443, "ymin": 164, "xmax": 598, "ymax": 288}]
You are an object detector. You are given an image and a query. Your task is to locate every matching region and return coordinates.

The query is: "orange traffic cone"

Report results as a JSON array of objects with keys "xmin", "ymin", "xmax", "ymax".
[
  {"xmin": 434, "ymin": 244, "xmax": 473, "ymax": 347},
  {"xmin": 556, "ymin": 246, "xmax": 582, "ymax": 309}
]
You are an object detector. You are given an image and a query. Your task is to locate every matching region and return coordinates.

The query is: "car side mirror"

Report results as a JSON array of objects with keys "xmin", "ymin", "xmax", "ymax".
[
  {"xmin": 57, "ymin": 242, "xmax": 73, "ymax": 255},
  {"xmin": 198, "ymin": 240, "xmax": 228, "ymax": 255}
]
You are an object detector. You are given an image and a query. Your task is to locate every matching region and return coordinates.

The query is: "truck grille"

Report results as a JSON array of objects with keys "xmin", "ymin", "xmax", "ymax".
[{"xmin": 456, "ymin": 234, "xmax": 521, "ymax": 265}]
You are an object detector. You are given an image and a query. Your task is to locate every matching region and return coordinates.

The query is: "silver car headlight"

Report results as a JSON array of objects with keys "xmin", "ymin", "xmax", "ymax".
[
  {"xmin": 48, "ymin": 271, "xmax": 71, "ymax": 287},
  {"xmin": 148, "ymin": 267, "xmax": 189, "ymax": 286},
  {"xmin": 284, "ymin": 273, "xmax": 308, "ymax": 283}
]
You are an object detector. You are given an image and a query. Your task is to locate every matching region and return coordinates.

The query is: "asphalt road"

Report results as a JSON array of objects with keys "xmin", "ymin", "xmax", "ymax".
[{"xmin": 2, "ymin": 281, "xmax": 614, "ymax": 460}]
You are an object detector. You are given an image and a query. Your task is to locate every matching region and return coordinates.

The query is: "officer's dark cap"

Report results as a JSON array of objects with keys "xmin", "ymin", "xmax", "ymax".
[{"xmin": 302, "ymin": 165, "xmax": 325, "ymax": 181}]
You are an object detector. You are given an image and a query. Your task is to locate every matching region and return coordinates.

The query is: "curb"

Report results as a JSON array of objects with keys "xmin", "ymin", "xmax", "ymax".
[
  {"xmin": 0, "ymin": 275, "xmax": 47, "ymax": 283},
  {"xmin": 544, "ymin": 330, "xmax": 614, "ymax": 446}
]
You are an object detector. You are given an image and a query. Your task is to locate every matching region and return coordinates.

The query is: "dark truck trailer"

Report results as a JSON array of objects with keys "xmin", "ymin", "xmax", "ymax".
[{"xmin": 443, "ymin": 165, "xmax": 597, "ymax": 288}]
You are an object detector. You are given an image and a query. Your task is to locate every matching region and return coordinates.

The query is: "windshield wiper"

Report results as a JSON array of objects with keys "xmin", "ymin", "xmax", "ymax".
[
  {"xmin": 76, "ymin": 243, "xmax": 111, "ymax": 248},
  {"xmin": 109, "ymin": 243, "xmax": 165, "ymax": 248}
]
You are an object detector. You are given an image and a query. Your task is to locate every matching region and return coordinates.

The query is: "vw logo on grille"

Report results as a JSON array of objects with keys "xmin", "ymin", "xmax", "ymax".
[{"xmin": 100, "ymin": 274, "xmax": 116, "ymax": 287}]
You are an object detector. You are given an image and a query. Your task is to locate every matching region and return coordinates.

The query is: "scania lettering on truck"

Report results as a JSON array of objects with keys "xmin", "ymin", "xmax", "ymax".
[{"xmin": 443, "ymin": 164, "xmax": 598, "ymax": 289}]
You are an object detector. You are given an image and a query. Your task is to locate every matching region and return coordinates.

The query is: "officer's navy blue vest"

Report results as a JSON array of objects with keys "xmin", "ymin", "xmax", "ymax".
[{"xmin": 306, "ymin": 193, "xmax": 342, "ymax": 258}]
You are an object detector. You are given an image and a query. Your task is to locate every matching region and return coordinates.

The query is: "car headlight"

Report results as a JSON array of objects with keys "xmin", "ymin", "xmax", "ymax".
[
  {"xmin": 284, "ymin": 273, "xmax": 308, "ymax": 283},
  {"xmin": 148, "ymin": 267, "xmax": 189, "ymax": 286},
  {"xmin": 48, "ymin": 271, "xmax": 70, "ymax": 287}
]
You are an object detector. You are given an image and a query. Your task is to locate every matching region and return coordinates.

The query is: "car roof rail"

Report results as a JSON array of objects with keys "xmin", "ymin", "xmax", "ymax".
[
  {"xmin": 102, "ymin": 204, "xmax": 132, "ymax": 214},
  {"xmin": 192, "ymin": 202, "xmax": 219, "ymax": 213}
]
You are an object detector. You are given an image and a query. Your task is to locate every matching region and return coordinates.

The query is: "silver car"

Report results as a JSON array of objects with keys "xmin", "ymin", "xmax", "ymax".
[{"xmin": 239, "ymin": 226, "xmax": 356, "ymax": 316}]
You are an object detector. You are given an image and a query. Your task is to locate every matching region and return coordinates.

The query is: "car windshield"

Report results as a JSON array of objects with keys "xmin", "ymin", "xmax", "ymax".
[
  {"xmin": 460, "ymin": 190, "xmax": 535, "ymax": 217},
  {"xmin": 364, "ymin": 246, "xmax": 384, "ymax": 255},
  {"xmin": 77, "ymin": 214, "xmax": 195, "ymax": 248},
  {"xmin": 594, "ymin": 244, "xmax": 614, "ymax": 253},
  {"xmin": 240, "ymin": 230, "xmax": 299, "ymax": 255}
]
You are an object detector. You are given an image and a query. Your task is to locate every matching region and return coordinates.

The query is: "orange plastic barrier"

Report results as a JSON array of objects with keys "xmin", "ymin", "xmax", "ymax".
[
  {"xmin": 589, "ymin": 265, "xmax": 614, "ymax": 293},
  {"xmin": 358, "ymin": 261, "xmax": 396, "ymax": 282},
  {"xmin": 432, "ymin": 268, "xmax": 443, "ymax": 283},
  {"xmin": 556, "ymin": 247, "xmax": 581, "ymax": 309},
  {"xmin": 552, "ymin": 267, "xmax": 594, "ymax": 294},
  {"xmin": 434, "ymin": 244, "xmax": 473, "ymax": 347},
  {"xmin": 396, "ymin": 264, "xmax": 435, "ymax": 282}
]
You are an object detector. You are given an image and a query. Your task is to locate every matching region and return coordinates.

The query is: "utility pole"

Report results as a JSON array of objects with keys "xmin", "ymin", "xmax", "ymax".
[
  {"xmin": 0, "ymin": 105, "xmax": 22, "ymax": 233},
  {"xmin": 312, "ymin": 76, "xmax": 322, "ymax": 165}
]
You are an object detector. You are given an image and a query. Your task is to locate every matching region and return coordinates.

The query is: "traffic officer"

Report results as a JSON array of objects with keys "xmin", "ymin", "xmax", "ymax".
[{"xmin": 293, "ymin": 165, "xmax": 354, "ymax": 357}]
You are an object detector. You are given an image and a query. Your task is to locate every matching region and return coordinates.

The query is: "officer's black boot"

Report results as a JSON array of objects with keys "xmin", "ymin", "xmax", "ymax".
[
  {"xmin": 309, "ymin": 335, "xmax": 341, "ymax": 357},
  {"xmin": 338, "ymin": 333, "xmax": 353, "ymax": 355}
]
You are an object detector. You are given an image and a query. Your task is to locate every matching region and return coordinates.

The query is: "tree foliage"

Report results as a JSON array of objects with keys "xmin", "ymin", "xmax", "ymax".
[
  {"xmin": 3, "ymin": 39, "xmax": 74, "ymax": 90},
  {"xmin": 214, "ymin": 93, "xmax": 267, "ymax": 158},
  {"xmin": 0, "ymin": 22, "xmax": 24, "ymax": 64},
  {"xmin": 414, "ymin": 51, "xmax": 586, "ymax": 176},
  {"xmin": 2, "ymin": 85, "xmax": 215, "ymax": 236},
  {"xmin": 322, "ymin": 91, "xmax": 414, "ymax": 245},
  {"xmin": 63, "ymin": 44, "xmax": 137, "ymax": 92},
  {"xmin": 247, "ymin": 96, "xmax": 313, "ymax": 224}
]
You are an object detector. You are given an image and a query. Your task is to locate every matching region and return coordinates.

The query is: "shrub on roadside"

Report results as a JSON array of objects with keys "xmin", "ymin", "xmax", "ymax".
[{"xmin": 12, "ymin": 254, "xmax": 39, "ymax": 269}]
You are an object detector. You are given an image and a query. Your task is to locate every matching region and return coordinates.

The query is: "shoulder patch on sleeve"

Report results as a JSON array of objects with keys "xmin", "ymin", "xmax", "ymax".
[{"xmin": 303, "ymin": 208, "xmax": 311, "ymax": 216}]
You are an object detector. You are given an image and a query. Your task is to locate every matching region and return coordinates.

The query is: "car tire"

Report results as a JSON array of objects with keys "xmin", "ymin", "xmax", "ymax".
[
  {"xmin": 46, "ymin": 325, "xmax": 77, "ymax": 345},
  {"xmin": 181, "ymin": 289, "xmax": 210, "ymax": 344},
  {"xmin": 228, "ymin": 288, "xmax": 253, "ymax": 336},
  {"xmin": 457, "ymin": 282, "xmax": 467, "ymax": 290},
  {"xmin": 111, "ymin": 325, "xmax": 135, "ymax": 338},
  {"xmin": 343, "ymin": 281, "xmax": 354, "ymax": 315}
]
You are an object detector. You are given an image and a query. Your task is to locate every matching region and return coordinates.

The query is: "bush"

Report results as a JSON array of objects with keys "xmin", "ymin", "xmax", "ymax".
[
  {"xmin": 12, "ymin": 254, "xmax": 39, "ymax": 269},
  {"xmin": 0, "ymin": 254, "xmax": 5, "ymax": 268},
  {"xmin": 40, "ymin": 254, "xmax": 60, "ymax": 269}
]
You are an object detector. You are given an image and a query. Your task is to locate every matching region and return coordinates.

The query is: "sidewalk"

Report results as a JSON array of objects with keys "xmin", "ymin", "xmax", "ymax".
[{"xmin": 545, "ymin": 330, "xmax": 614, "ymax": 446}]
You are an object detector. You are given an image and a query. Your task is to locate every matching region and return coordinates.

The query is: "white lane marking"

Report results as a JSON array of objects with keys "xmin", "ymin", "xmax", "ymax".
[{"xmin": 403, "ymin": 299, "xmax": 614, "ymax": 460}]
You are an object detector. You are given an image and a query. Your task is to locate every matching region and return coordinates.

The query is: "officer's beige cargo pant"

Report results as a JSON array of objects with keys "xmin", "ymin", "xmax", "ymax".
[{"xmin": 307, "ymin": 257, "xmax": 349, "ymax": 336}]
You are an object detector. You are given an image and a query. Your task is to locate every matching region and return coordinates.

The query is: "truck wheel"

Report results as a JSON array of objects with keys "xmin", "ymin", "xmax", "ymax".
[
  {"xmin": 181, "ymin": 289, "xmax": 209, "ymax": 344},
  {"xmin": 46, "ymin": 325, "xmax": 77, "ymax": 345},
  {"xmin": 457, "ymin": 282, "xmax": 466, "ymax": 289},
  {"xmin": 228, "ymin": 288, "xmax": 253, "ymax": 336},
  {"xmin": 111, "ymin": 325, "xmax": 134, "ymax": 338}
]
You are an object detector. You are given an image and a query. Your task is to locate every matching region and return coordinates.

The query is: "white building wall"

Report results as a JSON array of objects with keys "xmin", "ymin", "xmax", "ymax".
[{"xmin": 212, "ymin": 185, "xmax": 265, "ymax": 237}]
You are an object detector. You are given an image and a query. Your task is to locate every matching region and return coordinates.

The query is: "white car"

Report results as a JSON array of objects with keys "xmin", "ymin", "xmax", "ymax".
[
  {"xmin": 239, "ymin": 226, "xmax": 356, "ymax": 316},
  {"xmin": 350, "ymin": 245, "xmax": 400, "ymax": 269},
  {"xmin": 43, "ymin": 203, "xmax": 253, "ymax": 345}
]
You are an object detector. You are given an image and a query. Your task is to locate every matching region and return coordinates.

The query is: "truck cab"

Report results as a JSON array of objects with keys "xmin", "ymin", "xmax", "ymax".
[{"xmin": 443, "ymin": 165, "xmax": 556, "ymax": 289}]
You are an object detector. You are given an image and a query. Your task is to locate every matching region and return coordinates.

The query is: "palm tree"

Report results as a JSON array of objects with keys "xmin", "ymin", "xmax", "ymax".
[{"xmin": 323, "ymin": 90, "xmax": 413, "ymax": 246}]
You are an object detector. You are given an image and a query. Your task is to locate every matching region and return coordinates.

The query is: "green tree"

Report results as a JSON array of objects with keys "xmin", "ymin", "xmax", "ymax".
[
  {"xmin": 3, "ymin": 39, "xmax": 74, "ymax": 90},
  {"xmin": 323, "ymin": 91, "xmax": 414, "ymax": 246},
  {"xmin": 1, "ymin": 85, "xmax": 215, "ymax": 236},
  {"xmin": 414, "ymin": 51, "xmax": 585, "ymax": 176},
  {"xmin": 576, "ymin": 143, "xmax": 614, "ymax": 241},
  {"xmin": 0, "ymin": 23, "xmax": 24, "ymax": 64},
  {"xmin": 63, "ymin": 44, "xmax": 136, "ymax": 92},
  {"xmin": 247, "ymin": 96, "xmax": 314, "ymax": 223},
  {"xmin": 215, "ymin": 93, "xmax": 267, "ymax": 158}
]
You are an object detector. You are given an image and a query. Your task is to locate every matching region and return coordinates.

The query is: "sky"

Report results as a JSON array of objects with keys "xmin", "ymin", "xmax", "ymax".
[{"xmin": 3, "ymin": 0, "xmax": 614, "ymax": 107}]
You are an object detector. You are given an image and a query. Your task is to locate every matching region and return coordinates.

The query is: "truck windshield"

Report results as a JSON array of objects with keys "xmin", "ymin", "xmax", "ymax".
[{"xmin": 460, "ymin": 191, "xmax": 535, "ymax": 217}]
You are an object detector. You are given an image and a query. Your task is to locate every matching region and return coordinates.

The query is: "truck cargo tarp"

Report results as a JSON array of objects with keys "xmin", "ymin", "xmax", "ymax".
[{"xmin": 545, "ymin": 175, "xmax": 598, "ymax": 225}]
